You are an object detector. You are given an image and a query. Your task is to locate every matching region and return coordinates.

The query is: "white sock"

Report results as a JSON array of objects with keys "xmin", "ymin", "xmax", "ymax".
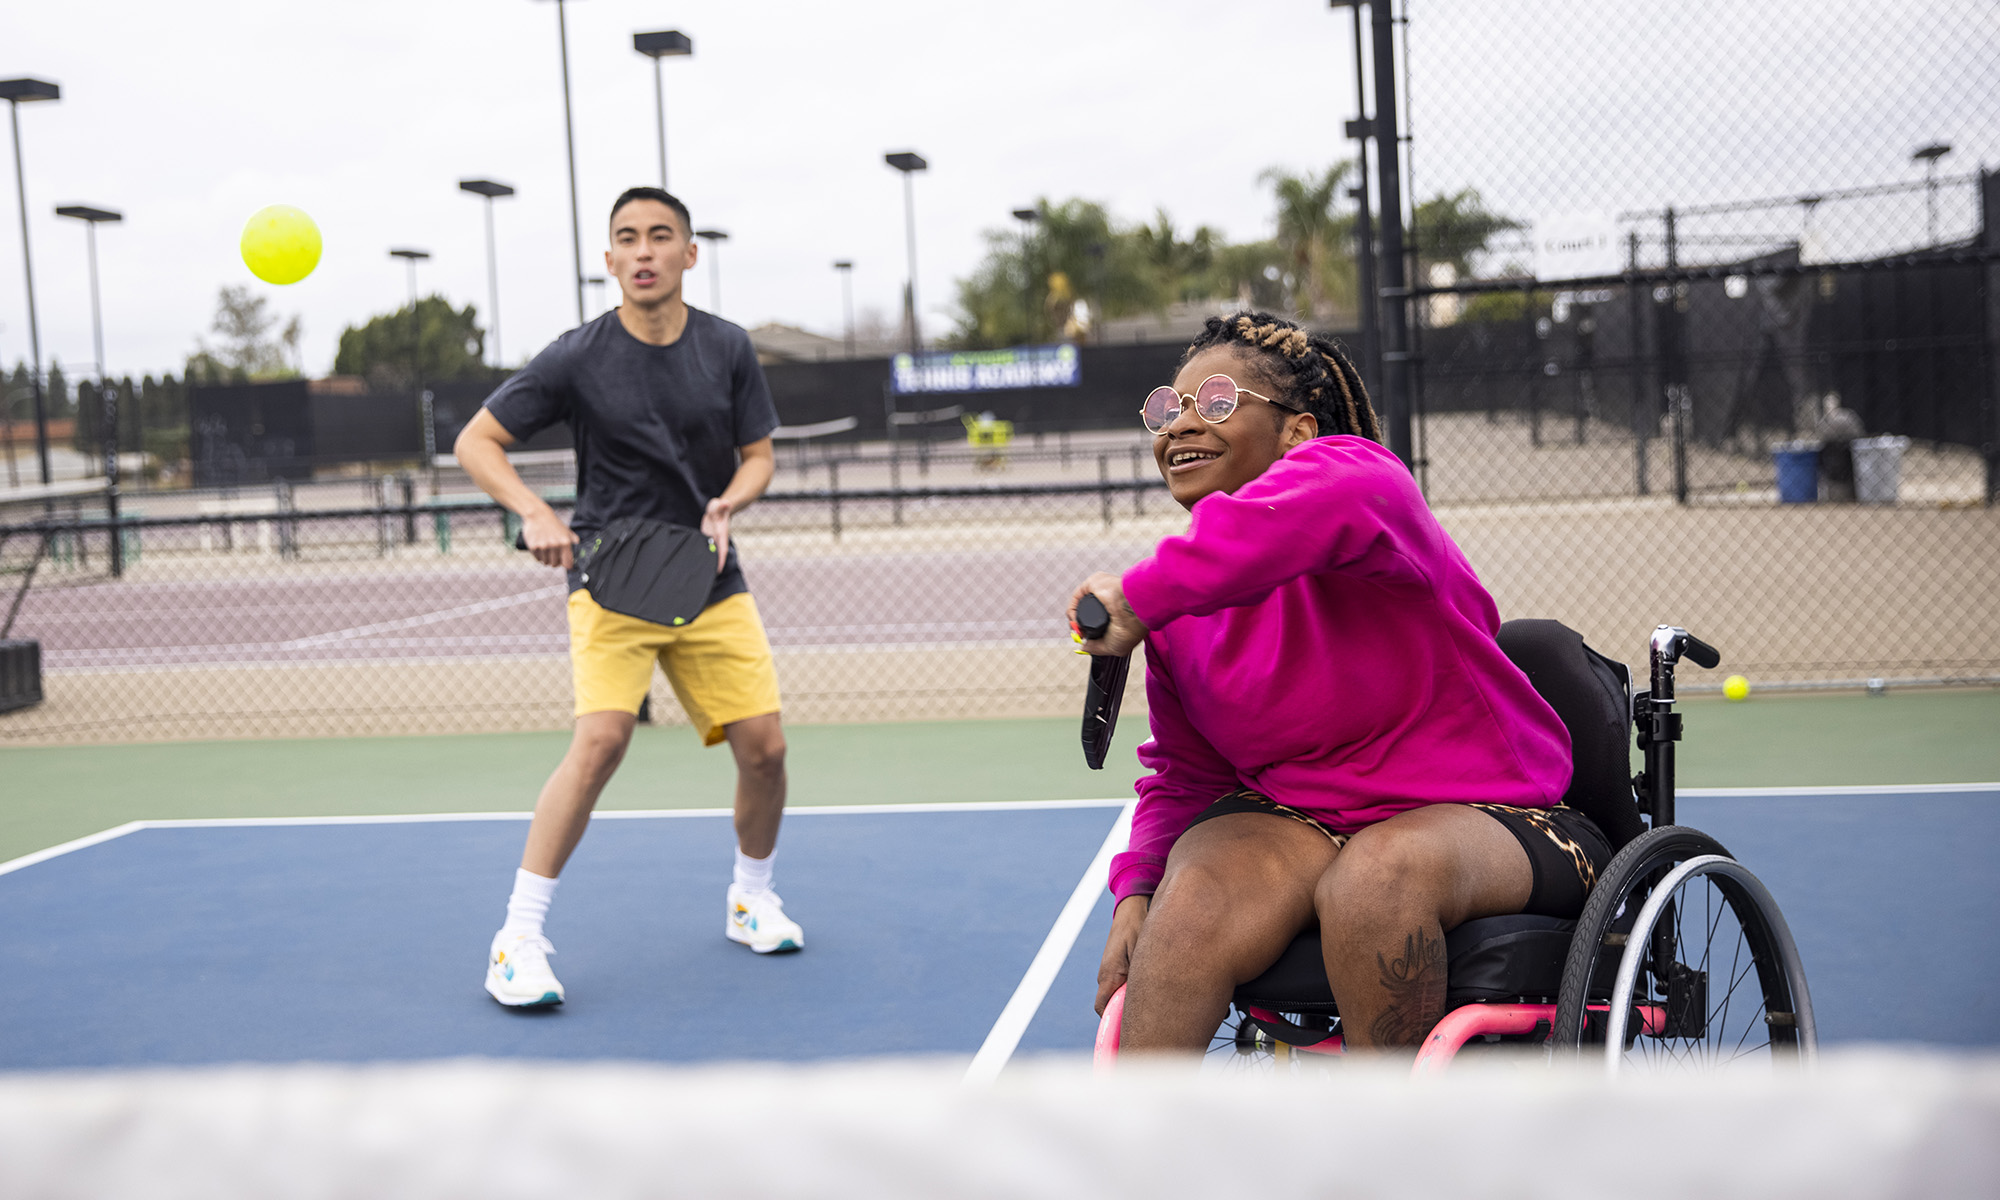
[
  {"xmin": 500, "ymin": 868, "xmax": 559, "ymax": 939},
  {"xmin": 733, "ymin": 847, "xmax": 775, "ymax": 896}
]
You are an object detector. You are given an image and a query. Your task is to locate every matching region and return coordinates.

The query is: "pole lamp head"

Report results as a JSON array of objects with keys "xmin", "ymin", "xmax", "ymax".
[
  {"xmin": 389, "ymin": 248, "xmax": 431, "ymax": 262},
  {"xmin": 56, "ymin": 205, "xmax": 122, "ymax": 225},
  {"xmin": 458, "ymin": 179, "xmax": 516, "ymax": 199},
  {"xmin": 1011, "ymin": 208, "xmax": 1038, "ymax": 224},
  {"xmin": 634, "ymin": 30, "xmax": 693, "ymax": 58},
  {"xmin": 0, "ymin": 78, "xmax": 61, "ymax": 103},
  {"xmin": 833, "ymin": 259, "xmax": 853, "ymax": 272},
  {"xmin": 695, "ymin": 229, "xmax": 728, "ymax": 244},
  {"xmin": 884, "ymin": 152, "xmax": 928, "ymax": 174},
  {"xmin": 1911, "ymin": 143, "xmax": 1952, "ymax": 165}
]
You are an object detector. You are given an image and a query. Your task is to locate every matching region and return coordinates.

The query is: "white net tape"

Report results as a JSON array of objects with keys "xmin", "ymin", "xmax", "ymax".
[{"xmin": 1, "ymin": 1050, "xmax": 1995, "ymax": 1199}]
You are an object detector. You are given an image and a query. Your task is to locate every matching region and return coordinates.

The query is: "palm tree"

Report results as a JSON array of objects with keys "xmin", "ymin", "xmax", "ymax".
[{"xmin": 1261, "ymin": 162, "xmax": 1359, "ymax": 323}]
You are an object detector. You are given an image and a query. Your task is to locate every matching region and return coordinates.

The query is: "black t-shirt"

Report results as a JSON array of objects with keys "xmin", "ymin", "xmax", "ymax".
[{"xmin": 482, "ymin": 307, "xmax": 780, "ymax": 605}]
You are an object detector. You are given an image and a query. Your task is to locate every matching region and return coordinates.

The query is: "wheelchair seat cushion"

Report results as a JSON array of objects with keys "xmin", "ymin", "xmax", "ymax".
[{"xmin": 1231, "ymin": 914, "xmax": 1578, "ymax": 1014}]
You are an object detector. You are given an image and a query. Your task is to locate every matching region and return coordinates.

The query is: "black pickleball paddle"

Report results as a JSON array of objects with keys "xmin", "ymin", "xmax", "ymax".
[{"xmin": 1075, "ymin": 593, "xmax": 1131, "ymax": 771}]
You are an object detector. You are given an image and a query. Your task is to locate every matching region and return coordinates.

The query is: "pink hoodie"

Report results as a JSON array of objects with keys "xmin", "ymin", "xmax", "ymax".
[{"xmin": 1109, "ymin": 435, "xmax": 1572, "ymax": 903}]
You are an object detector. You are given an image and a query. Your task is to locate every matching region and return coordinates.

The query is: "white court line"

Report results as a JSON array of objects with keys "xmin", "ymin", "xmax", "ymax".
[
  {"xmin": 1680, "ymin": 782, "xmax": 2000, "ymax": 797},
  {"xmin": 278, "ymin": 585, "xmax": 568, "ymax": 649},
  {"xmin": 965, "ymin": 803, "xmax": 1134, "ymax": 1086},
  {"xmin": 0, "ymin": 799, "xmax": 1133, "ymax": 876},
  {"xmin": 0, "ymin": 822, "xmax": 148, "ymax": 878}
]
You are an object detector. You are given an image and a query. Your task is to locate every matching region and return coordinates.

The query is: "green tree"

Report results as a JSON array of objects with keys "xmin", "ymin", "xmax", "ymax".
[
  {"xmin": 1411, "ymin": 187, "xmax": 1525, "ymax": 278},
  {"xmin": 945, "ymin": 199, "xmax": 1188, "ymax": 349},
  {"xmin": 45, "ymin": 360, "xmax": 71, "ymax": 418},
  {"xmin": 1260, "ymin": 162, "xmax": 1359, "ymax": 322},
  {"xmin": 187, "ymin": 285, "xmax": 302, "ymax": 383},
  {"xmin": 333, "ymin": 296, "xmax": 487, "ymax": 390}
]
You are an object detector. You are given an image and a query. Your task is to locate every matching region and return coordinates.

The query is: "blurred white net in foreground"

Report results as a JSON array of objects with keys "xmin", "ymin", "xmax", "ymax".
[{"xmin": 2, "ymin": 1050, "xmax": 1994, "ymax": 1199}]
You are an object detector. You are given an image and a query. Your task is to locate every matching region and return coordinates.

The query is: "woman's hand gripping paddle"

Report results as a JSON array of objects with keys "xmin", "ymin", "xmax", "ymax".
[{"xmin": 1075, "ymin": 593, "xmax": 1130, "ymax": 770}]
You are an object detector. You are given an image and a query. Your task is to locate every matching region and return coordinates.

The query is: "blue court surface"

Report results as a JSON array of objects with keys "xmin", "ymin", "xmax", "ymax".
[{"xmin": 3, "ymin": 787, "xmax": 1996, "ymax": 1071}]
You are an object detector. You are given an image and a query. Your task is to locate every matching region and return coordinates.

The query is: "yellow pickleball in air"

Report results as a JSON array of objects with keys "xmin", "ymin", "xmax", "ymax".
[{"xmin": 240, "ymin": 205, "xmax": 322, "ymax": 285}]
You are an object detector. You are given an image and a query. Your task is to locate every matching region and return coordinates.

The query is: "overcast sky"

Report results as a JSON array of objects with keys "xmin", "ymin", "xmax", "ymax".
[{"xmin": 2, "ymin": 0, "xmax": 1991, "ymax": 382}]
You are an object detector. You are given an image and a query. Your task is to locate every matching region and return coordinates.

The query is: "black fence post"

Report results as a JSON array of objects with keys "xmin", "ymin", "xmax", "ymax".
[
  {"xmin": 1982, "ymin": 169, "xmax": 1999, "ymax": 505},
  {"xmin": 103, "ymin": 382, "xmax": 123, "ymax": 578},
  {"xmin": 1629, "ymin": 231, "xmax": 1651, "ymax": 497},
  {"xmin": 1098, "ymin": 453, "xmax": 1112, "ymax": 530},
  {"xmin": 1130, "ymin": 444, "xmax": 1145, "ymax": 516},
  {"xmin": 401, "ymin": 473, "xmax": 417, "ymax": 545},
  {"xmin": 890, "ymin": 451, "xmax": 903, "ymax": 526},
  {"xmin": 828, "ymin": 459, "xmax": 842, "ymax": 541},
  {"xmin": 1526, "ymin": 292, "xmax": 1544, "ymax": 448}
]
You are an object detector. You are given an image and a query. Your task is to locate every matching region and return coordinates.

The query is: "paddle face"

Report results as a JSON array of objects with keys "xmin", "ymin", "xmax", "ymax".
[
  {"xmin": 575, "ymin": 518, "xmax": 716, "ymax": 627},
  {"xmin": 1075, "ymin": 594, "xmax": 1128, "ymax": 770}
]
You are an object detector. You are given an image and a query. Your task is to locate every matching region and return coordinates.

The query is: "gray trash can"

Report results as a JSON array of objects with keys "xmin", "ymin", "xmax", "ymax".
[{"xmin": 1852, "ymin": 436, "xmax": 1910, "ymax": 504}]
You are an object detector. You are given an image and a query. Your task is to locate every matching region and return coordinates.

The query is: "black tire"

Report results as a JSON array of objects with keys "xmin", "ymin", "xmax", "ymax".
[{"xmin": 1551, "ymin": 825, "xmax": 1732, "ymax": 1053}]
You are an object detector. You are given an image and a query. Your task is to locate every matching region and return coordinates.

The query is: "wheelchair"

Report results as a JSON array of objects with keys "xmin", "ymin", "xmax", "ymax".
[{"xmin": 1090, "ymin": 620, "xmax": 1817, "ymax": 1075}]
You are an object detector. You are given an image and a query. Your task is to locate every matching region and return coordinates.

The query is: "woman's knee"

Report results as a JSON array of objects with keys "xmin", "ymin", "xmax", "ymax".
[{"xmin": 1315, "ymin": 825, "xmax": 1457, "ymax": 931}]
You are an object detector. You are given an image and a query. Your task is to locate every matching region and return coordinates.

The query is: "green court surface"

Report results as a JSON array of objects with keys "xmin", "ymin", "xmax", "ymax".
[{"xmin": 3, "ymin": 687, "xmax": 1996, "ymax": 866}]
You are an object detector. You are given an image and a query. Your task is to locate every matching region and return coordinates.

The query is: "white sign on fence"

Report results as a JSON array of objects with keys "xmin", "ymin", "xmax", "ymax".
[{"xmin": 1534, "ymin": 211, "xmax": 1621, "ymax": 281}]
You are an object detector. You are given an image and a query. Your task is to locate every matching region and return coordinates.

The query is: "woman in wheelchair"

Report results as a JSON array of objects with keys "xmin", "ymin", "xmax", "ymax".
[{"xmin": 1069, "ymin": 312, "xmax": 1613, "ymax": 1055}]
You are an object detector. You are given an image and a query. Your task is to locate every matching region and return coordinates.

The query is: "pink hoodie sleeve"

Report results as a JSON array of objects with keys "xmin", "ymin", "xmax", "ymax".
[
  {"xmin": 1122, "ymin": 437, "xmax": 1433, "ymax": 631},
  {"xmin": 1108, "ymin": 642, "xmax": 1240, "ymax": 902}
]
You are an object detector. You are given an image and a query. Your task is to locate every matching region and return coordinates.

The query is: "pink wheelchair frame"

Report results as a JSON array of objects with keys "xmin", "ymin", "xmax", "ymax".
[{"xmin": 1094, "ymin": 985, "xmax": 1665, "ymax": 1074}]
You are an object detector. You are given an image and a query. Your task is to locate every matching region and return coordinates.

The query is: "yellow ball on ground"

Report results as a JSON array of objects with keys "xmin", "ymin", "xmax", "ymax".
[
  {"xmin": 240, "ymin": 205, "xmax": 322, "ymax": 285},
  {"xmin": 1723, "ymin": 674, "xmax": 1751, "ymax": 702}
]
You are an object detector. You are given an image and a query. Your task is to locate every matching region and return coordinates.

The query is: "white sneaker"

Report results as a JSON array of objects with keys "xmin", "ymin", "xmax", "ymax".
[
  {"xmin": 727, "ymin": 885, "xmax": 804, "ymax": 954},
  {"xmin": 485, "ymin": 931, "xmax": 565, "ymax": 1007}
]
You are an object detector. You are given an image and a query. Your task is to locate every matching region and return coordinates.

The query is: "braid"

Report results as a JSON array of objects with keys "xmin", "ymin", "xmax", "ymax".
[{"xmin": 1181, "ymin": 311, "xmax": 1382, "ymax": 442}]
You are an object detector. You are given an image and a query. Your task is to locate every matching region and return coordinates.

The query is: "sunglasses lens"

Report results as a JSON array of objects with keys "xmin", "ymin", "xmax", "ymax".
[
  {"xmin": 1142, "ymin": 386, "xmax": 1181, "ymax": 432},
  {"xmin": 1194, "ymin": 375, "xmax": 1239, "ymax": 422}
]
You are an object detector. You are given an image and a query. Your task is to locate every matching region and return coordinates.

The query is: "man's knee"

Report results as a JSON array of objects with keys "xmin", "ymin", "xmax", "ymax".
[
  {"xmin": 569, "ymin": 716, "xmax": 634, "ymax": 777},
  {"xmin": 729, "ymin": 722, "xmax": 786, "ymax": 778}
]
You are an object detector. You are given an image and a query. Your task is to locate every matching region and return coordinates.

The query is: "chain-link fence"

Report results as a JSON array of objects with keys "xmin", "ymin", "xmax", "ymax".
[
  {"xmin": 4, "ymin": 1, "xmax": 1996, "ymax": 746},
  {"xmin": 1386, "ymin": 0, "xmax": 1999, "ymax": 689},
  {"xmin": 0, "ymin": 438, "xmax": 1173, "ymax": 745}
]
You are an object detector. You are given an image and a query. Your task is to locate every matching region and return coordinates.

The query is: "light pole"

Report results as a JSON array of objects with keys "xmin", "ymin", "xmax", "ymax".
[
  {"xmin": 1912, "ymin": 143, "xmax": 1952, "ymax": 247},
  {"xmin": 534, "ymin": 0, "xmax": 586, "ymax": 324},
  {"xmin": 884, "ymin": 151, "xmax": 928, "ymax": 355},
  {"xmin": 390, "ymin": 248, "xmax": 431, "ymax": 469},
  {"xmin": 1325, "ymin": 1, "xmax": 1413, "ymax": 468},
  {"xmin": 458, "ymin": 179, "xmax": 514, "ymax": 368},
  {"xmin": 1336, "ymin": 0, "xmax": 1380, "ymax": 400},
  {"xmin": 56, "ymin": 203, "xmax": 123, "ymax": 572},
  {"xmin": 1011, "ymin": 208, "xmax": 1039, "ymax": 343},
  {"xmin": 633, "ymin": 30, "xmax": 692, "ymax": 190},
  {"xmin": 833, "ymin": 260, "xmax": 855, "ymax": 358},
  {"xmin": 2, "ymin": 77, "xmax": 60, "ymax": 487},
  {"xmin": 695, "ymin": 228, "xmax": 727, "ymax": 316}
]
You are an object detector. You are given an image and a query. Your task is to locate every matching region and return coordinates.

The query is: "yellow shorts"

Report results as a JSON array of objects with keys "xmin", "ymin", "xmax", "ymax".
[{"xmin": 568, "ymin": 589, "xmax": 782, "ymax": 745}]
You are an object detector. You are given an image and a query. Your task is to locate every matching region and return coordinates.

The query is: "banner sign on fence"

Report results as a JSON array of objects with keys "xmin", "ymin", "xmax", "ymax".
[{"xmin": 890, "ymin": 344, "xmax": 1080, "ymax": 395}]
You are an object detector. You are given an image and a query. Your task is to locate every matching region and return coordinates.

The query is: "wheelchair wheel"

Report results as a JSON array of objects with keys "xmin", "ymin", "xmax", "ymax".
[
  {"xmin": 1552, "ymin": 826, "xmax": 1815, "ymax": 1072},
  {"xmin": 1203, "ymin": 1007, "xmax": 1339, "ymax": 1078}
]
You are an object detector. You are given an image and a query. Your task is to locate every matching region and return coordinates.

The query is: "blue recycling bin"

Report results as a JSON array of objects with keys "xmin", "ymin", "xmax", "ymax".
[{"xmin": 1773, "ymin": 444, "xmax": 1820, "ymax": 503}]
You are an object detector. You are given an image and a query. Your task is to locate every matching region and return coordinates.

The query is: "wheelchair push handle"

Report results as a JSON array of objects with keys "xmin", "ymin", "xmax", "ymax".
[{"xmin": 1682, "ymin": 635, "xmax": 1721, "ymax": 671}]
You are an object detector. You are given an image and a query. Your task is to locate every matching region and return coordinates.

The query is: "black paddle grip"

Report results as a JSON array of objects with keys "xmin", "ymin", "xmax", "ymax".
[{"xmin": 1076, "ymin": 594, "xmax": 1111, "ymax": 642}]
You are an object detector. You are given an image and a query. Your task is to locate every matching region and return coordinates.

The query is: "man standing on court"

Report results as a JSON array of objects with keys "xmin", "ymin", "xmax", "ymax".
[{"xmin": 456, "ymin": 186, "xmax": 801, "ymax": 1008}]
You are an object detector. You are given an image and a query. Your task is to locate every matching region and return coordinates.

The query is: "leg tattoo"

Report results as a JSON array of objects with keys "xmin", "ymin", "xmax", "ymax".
[{"xmin": 1367, "ymin": 928, "xmax": 1448, "ymax": 1047}]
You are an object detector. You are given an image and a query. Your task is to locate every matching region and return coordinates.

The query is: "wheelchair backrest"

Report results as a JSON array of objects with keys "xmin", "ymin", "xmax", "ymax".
[{"xmin": 1496, "ymin": 619, "xmax": 1647, "ymax": 851}]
